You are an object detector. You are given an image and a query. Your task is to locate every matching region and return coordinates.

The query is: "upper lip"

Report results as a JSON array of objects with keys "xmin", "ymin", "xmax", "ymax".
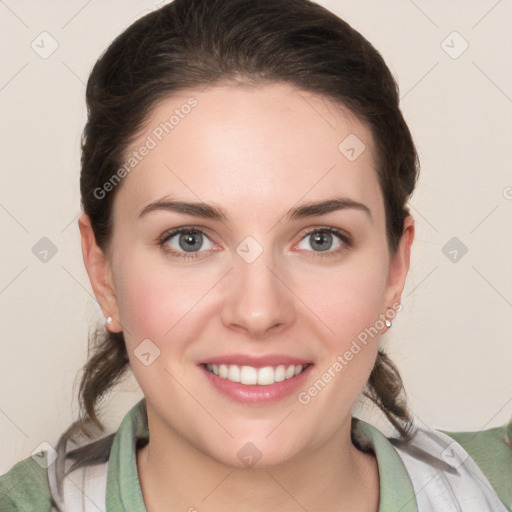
[{"xmin": 199, "ymin": 354, "xmax": 313, "ymax": 368}]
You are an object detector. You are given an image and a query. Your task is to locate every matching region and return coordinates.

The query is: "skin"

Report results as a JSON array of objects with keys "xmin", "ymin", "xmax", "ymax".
[{"xmin": 79, "ymin": 81, "xmax": 414, "ymax": 511}]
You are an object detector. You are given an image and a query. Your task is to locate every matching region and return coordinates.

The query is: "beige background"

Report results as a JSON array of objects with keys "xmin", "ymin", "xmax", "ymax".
[{"xmin": 1, "ymin": 0, "xmax": 511, "ymax": 473}]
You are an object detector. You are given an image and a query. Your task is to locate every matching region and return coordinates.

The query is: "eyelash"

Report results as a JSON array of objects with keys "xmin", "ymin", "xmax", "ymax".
[{"xmin": 157, "ymin": 226, "xmax": 352, "ymax": 260}]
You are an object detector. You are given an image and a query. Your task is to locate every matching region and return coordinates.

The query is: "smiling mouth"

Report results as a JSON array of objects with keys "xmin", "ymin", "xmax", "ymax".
[{"xmin": 204, "ymin": 363, "xmax": 310, "ymax": 386}]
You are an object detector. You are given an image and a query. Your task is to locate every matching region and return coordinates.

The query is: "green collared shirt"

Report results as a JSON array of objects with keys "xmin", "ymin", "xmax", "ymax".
[{"xmin": 1, "ymin": 399, "xmax": 511, "ymax": 511}]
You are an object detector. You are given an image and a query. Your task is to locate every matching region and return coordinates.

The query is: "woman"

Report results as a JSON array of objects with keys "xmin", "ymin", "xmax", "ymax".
[{"xmin": 1, "ymin": 0, "xmax": 510, "ymax": 510}]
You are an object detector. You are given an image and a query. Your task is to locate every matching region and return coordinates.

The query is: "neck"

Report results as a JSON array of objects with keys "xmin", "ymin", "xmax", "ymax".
[{"xmin": 137, "ymin": 406, "xmax": 379, "ymax": 512}]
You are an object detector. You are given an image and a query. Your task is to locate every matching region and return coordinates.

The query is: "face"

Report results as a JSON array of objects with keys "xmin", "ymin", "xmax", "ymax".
[{"xmin": 82, "ymin": 82, "xmax": 413, "ymax": 469}]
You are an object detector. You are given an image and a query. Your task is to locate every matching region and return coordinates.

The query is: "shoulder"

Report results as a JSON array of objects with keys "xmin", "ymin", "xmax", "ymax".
[
  {"xmin": 0, "ymin": 452, "xmax": 53, "ymax": 511},
  {"xmin": 444, "ymin": 423, "xmax": 512, "ymax": 511}
]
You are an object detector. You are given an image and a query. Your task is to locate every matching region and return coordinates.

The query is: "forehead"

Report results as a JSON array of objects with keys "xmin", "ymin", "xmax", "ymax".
[{"xmin": 113, "ymin": 82, "xmax": 383, "ymax": 223}]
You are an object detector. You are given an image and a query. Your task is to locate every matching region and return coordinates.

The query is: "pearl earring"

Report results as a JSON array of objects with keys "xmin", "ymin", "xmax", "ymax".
[
  {"xmin": 106, "ymin": 316, "xmax": 113, "ymax": 324},
  {"xmin": 385, "ymin": 319, "xmax": 392, "ymax": 328}
]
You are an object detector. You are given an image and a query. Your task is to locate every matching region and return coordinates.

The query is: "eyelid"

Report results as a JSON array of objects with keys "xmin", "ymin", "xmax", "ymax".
[
  {"xmin": 157, "ymin": 226, "xmax": 219, "ymax": 255},
  {"xmin": 295, "ymin": 225, "xmax": 352, "ymax": 245},
  {"xmin": 292, "ymin": 226, "xmax": 352, "ymax": 257}
]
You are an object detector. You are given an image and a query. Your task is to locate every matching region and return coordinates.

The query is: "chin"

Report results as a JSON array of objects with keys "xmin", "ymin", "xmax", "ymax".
[{"xmin": 204, "ymin": 436, "xmax": 305, "ymax": 471}]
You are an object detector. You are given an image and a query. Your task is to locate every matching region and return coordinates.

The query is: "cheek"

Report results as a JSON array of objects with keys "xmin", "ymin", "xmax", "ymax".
[
  {"xmin": 293, "ymin": 252, "xmax": 389, "ymax": 345},
  {"xmin": 112, "ymin": 257, "xmax": 220, "ymax": 395},
  {"xmin": 113, "ymin": 252, "xmax": 220, "ymax": 345},
  {"xmin": 293, "ymin": 256, "xmax": 388, "ymax": 415}
]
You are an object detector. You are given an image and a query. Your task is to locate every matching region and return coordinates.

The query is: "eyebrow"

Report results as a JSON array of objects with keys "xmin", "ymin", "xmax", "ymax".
[{"xmin": 139, "ymin": 196, "xmax": 372, "ymax": 222}]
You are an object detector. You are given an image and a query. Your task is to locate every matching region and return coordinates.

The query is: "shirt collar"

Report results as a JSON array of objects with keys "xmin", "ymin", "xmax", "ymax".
[
  {"xmin": 352, "ymin": 418, "xmax": 419, "ymax": 512},
  {"xmin": 106, "ymin": 399, "xmax": 148, "ymax": 511},
  {"xmin": 106, "ymin": 399, "xmax": 418, "ymax": 512}
]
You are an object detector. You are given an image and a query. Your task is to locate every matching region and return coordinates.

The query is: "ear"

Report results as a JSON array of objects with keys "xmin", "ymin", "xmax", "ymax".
[
  {"xmin": 383, "ymin": 215, "xmax": 415, "ymax": 320},
  {"xmin": 78, "ymin": 213, "xmax": 122, "ymax": 333}
]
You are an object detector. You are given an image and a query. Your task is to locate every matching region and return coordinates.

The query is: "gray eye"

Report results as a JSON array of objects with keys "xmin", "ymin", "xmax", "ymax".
[
  {"xmin": 165, "ymin": 231, "xmax": 213, "ymax": 253},
  {"xmin": 179, "ymin": 232, "xmax": 203, "ymax": 252},
  {"xmin": 310, "ymin": 231, "xmax": 333, "ymax": 251},
  {"xmin": 297, "ymin": 230, "xmax": 342, "ymax": 252}
]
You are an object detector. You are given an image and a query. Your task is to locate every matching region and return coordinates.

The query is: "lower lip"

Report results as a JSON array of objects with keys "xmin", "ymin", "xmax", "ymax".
[{"xmin": 200, "ymin": 364, "xmax": 313, "ymax": 405}]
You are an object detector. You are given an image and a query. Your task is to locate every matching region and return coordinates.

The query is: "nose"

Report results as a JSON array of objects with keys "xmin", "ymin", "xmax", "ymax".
[{"xmin": 220, "ymin": 247, "xmax": 296, "ymax": 339}]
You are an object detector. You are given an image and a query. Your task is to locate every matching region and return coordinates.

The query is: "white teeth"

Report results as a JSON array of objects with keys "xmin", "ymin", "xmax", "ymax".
[
  {"xmin": 219, "ymin": 364, "xmax": 228, "ymax": 378},
  {"xmin": 210, "ymin": 364, "xmax": 219, "ymax": 376},
  {"xmin": 205, "ymin": 363, "xmax": 307, "ymax": 385},
  {"xmin": 274, "ymin": 365, "xmax": 286, "ymax": 382},
  {"xmin": 257, "ymin": 366, "xmax": 275, "ymax": 386},
  {"xmin": 240, "ymin": 366, "xmax": 258, "ymax": 385},
  {"xmin": 227, "ymin": 364, "xmax": 240, "ymax": 383}
]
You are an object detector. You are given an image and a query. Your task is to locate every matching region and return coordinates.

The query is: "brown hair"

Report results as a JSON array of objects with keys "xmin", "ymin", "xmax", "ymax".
[{"xmin": 54, "ymin": 0, "xmax": 419, "ymax": 502}]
